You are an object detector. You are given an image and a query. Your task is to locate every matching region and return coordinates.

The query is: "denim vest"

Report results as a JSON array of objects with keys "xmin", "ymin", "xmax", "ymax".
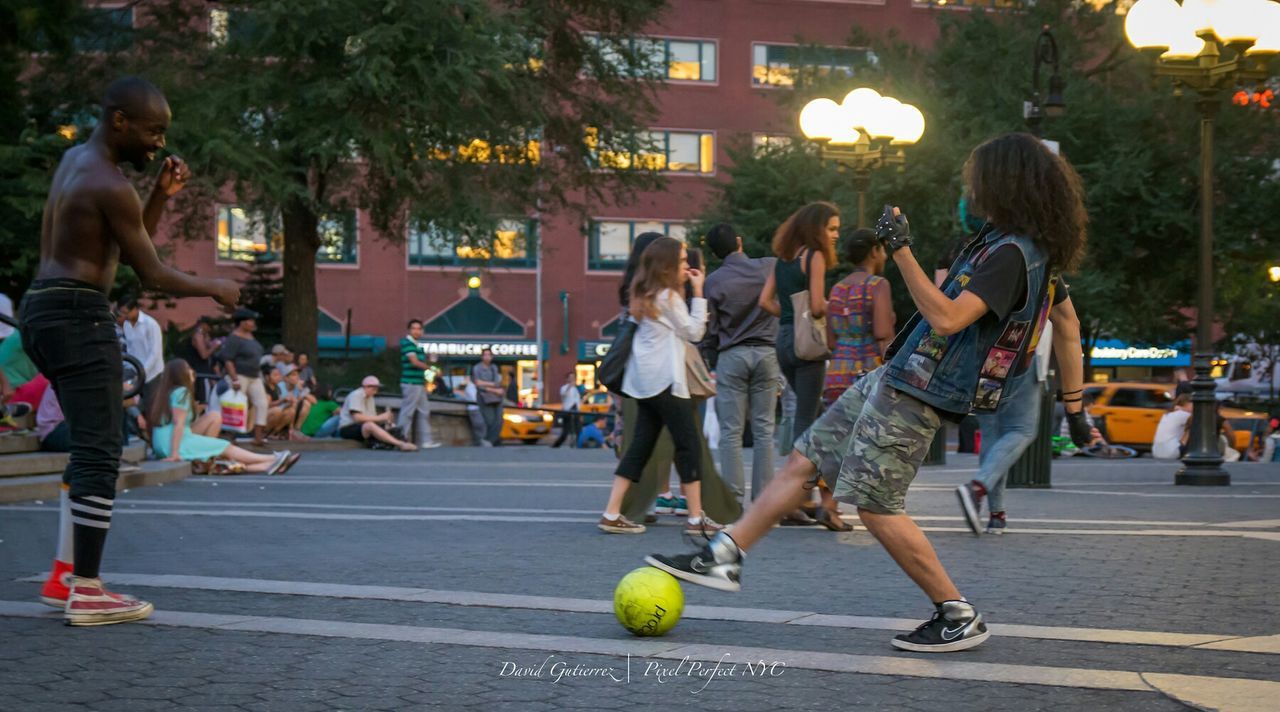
[{"xmin": 882, "ymin": 227, "xmax": 1053, "ymax": 416}]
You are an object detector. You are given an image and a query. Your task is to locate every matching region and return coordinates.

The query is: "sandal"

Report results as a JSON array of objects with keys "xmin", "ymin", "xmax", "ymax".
[
  {"xmin": 276, "ymin": 452, "xmax": 302, "ymax": 474},
  {"xmin": 815, "ymin": 507, "xmax": 853, "ymax": 532}
]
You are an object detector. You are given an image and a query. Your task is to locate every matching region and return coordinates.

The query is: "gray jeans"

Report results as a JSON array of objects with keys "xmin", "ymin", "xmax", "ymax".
[
  {"xmin": 397, "ymin": 383, "xmax": 433, "ymax": 446},
  {"xmin": 714, "ymin": 344, "xmax": 780, "ymax": 502}
]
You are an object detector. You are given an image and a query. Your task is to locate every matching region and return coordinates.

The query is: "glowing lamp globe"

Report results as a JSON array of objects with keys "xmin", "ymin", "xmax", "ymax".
[
  {"xmin": 1209, "ymin": 0, "xmax": 1264, "ymax": 44},
  {"xmin": 863, "ymin": 96, "xmax": 902, "ymax": 140},
  {"xmin": 799, "ymin": 98, "xmax": 840, "ymax": 140},
  {"xmin": 841, "ymin": 88, "xmax": 883, "ymax": 131},
  {"xmin": 1245, "ymin": 2, "xmax": 1280, "ymax": 53},
  {"xmin": 1124, "ymin": 0, "xmax": 1184, "ymax": 49},
  {"xmin": 891, "ymin": 104, "xmax": 926, "ymax": 146}
]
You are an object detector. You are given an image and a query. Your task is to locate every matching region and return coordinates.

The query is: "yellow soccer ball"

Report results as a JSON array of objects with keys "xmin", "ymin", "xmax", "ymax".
[{"xmin": 614, "ymin": 567, "xmax": 684, "ymax": 637}]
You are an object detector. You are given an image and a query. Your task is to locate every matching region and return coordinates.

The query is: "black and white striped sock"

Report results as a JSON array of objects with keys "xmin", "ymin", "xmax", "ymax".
[{"xmin": 69, "ymin": 495, "xmax": 113, "ymax": 579}]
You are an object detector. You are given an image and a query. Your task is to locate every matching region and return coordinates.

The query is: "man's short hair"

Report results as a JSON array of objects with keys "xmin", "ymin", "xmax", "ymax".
[
  {"xmin": 705, "ymin": 223, "xmax": 738, "ymax": 260},
  {"xmin": 407, "ymin": 318, "xmax": 423, "ymax": 330},
  {"xmin": 481, "ymin": 347, "xmax": 493, "ymax": 356},
  {"xmin": 117, "ymin": 295, "xmax": 139, "ymax": 311},
  {"xmin": 102, "ymin": 76, "xmax": 166, "ymax": 119},
  {"xmin": 1173, "ymin": 394, "xmax": 1192, "ymax": 408}
]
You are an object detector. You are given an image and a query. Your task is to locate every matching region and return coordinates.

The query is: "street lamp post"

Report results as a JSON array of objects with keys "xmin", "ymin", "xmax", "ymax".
[
  {"xmin": 798, "ymin": 89, "xmax": 926, "ymax": 227},
  {"xmin": 1125, "ymin": 0, "xmax": 1279, "ymax": 486},
  {"xmin": 1025, "ymin": 25, "xmax": 1066, "ymax": 137}
]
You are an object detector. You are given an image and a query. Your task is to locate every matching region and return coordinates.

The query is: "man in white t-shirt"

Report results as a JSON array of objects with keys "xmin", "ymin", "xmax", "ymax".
[
  {"xmin": 117, "ymin": 296, "xmax": 164, "ymax": 409},
  {"xmin": 337, "ymin": 376, "xmax": 417, "ymax": 451},
  {"xmin": 1152, "ymin": 395, "xmax": 1193, "ymax": 460}
]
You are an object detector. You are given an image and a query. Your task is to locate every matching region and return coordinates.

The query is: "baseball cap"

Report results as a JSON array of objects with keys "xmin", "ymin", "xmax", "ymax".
[
  {"xmin": 271, "ymin": 344, "xmax": 290, "ymax": 355},
  {"xmin": 231, "ymin": 307, "xmax": 260, "ymax": 324},
  {"xmin": 361, "ymin": 376, "xmax": 381, "ymax": 387}
]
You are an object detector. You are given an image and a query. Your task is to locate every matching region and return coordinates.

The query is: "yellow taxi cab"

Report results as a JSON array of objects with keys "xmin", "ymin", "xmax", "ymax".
[
  {"xmin": 500, "ymin": 408, "xmax": 554, "ymax": 444},
  {"xmin": 1084, "ymin": 382, "xmax": 1266, "ymax": 452}
]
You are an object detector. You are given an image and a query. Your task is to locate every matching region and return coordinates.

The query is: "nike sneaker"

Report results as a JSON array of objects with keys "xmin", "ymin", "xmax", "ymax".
[
  {"xmin": 645, "ymin": 532, "xmax": 742, "ymax": 592},
  {"xmin": 891, "ymin": 600, "xmax": 990, "ymax": 653}
]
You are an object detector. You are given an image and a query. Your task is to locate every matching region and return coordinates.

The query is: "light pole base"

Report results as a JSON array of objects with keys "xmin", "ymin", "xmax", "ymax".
[{"xmin": 1174, "ymin": 467, "xmax": 1230, "ymax": 486}]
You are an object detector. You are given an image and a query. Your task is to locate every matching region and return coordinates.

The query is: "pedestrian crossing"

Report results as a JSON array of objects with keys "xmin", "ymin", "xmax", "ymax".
[{"xmin": 2, "ymin": 573, "xmax": 1278, "ymax": 711}]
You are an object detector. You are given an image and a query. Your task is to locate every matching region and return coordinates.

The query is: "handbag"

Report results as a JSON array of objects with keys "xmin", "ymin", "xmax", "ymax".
[
  {"xmin": 684, "ymin": 343, "xmax": 716, "ymax": 399},
  {"xmin": 598, "ymin": 314, "xmax": 637, "ymax": 394},
  {"xmin": 790, "ymin": 250, "xmax": 831, "ymax": 361}
]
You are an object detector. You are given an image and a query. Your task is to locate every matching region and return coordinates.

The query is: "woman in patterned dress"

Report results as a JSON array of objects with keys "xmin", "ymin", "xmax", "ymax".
[{"xmin": 824, "ymin": 228, "xmax": 895, "ymax": 406}]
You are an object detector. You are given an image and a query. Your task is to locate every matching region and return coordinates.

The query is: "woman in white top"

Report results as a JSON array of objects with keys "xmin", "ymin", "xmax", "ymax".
[{"xmin": 600, "ymin": 237, "xmax": 713, "ymax": 534}]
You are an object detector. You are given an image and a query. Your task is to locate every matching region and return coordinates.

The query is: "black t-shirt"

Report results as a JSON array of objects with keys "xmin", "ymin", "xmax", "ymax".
[{"xmin": 964, "ymin": 245, "xmax": 1068, "ymax": 321}]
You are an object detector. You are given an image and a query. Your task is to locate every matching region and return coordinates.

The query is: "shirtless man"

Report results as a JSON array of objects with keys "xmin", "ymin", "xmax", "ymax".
[{"xmin": 21, "ymin": 76, "xmax": 239, "ymax": 626}]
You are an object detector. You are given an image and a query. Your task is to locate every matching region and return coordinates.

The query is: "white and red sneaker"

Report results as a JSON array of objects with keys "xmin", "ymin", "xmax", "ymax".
[
  {"xmin": 64, "ymin": 576, "xmax": 153, "ymax": 626},
  {"xmin": 39, "ymin": 560, "xmax": 74, "ymax": 608}
]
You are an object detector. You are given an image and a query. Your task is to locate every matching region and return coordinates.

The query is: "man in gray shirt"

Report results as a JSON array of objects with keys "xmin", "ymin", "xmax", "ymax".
[{"xmin": 703, "ymin": 224, "xmax": 780, "ymax": 502}]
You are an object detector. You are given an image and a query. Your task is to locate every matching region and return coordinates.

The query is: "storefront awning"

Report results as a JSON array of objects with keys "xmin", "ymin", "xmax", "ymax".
[{"xmin": 425, "ymin": 294, "xmax": 524, "ymax": 337}]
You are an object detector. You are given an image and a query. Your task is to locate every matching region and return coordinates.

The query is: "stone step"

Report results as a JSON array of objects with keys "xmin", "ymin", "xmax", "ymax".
[
  {"xmin": 0, "ymin": 441, "xmax": 146, "ymax": 479},
  {"xmin": 0, "ymin": 433, "xmax": 40, "ymax": 455},
  {"xmin": 0, "ymin": 459, "xmax": 191, "ymax": 504}
]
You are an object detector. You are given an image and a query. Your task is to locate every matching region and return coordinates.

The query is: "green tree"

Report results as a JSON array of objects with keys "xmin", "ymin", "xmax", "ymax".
[
  {"xmin": 703, "ymin": 0, "xmax": 1280, "ymax": 364},
  {"xmin": 134, "ymin": 0, "xmax": 667, "ymax": 356}
]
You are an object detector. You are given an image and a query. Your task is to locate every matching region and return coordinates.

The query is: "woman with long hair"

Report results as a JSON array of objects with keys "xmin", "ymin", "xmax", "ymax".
[
  {"xmin": 824, "ymin": 227, "xmax": 894, "ymax": 406},
  {"xmin": 600, "ymin": 236, "xmax": 716, "ymax": 535},
  {"xmin": 759, "ymin": 201, "xmax": 846, "ymax": 529},
  {"xmin": 149, "ymin": 359, "xmax": 298, "ymax": 474}
]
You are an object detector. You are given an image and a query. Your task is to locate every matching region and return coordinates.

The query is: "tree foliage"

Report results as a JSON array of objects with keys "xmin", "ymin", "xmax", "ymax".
[
  {"xmin": 703, "ymin": 0, "xmax": 1280, "ymax": 357},
  {"xmin": 130, "ymin": 0, "xmax": 669, "ymax": 356}
]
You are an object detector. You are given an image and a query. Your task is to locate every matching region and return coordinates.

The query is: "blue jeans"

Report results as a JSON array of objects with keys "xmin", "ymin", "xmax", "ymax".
[
  {"xmin": 714, "ymin": 344, "xmax": 780, "ymax": 501},
  {"xmin": 975, "ymin": 374, "xmax": 1042, "ymax": 514}
]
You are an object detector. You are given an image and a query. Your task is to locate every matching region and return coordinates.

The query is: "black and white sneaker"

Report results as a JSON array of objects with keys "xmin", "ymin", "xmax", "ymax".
[
  {"xmin": 644, "ymin": 533, "xmax": 742, "ymax": 592},
  {"xmin": 955, "ymin": 481, "xmax": 985, "ymax": 536},
  {"xmin": 986, "ymin": 515, "xmax": 1007, "ymax": 535},
  {"xmin": 891, "ymin": 600, "xmax": 990, "ymax": 653}
]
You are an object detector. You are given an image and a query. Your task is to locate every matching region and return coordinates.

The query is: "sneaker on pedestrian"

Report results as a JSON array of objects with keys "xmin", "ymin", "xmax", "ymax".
[
  {"xmin": 986, "ymin": 513, "xmax": 1007, "ymax": 535},
  {"xmin": 64, "ymin": 576, "xmax": 153, "ymax": 627},
  {"xmin": 891, "ymin": 600, "xmax": 989, "ymax": 653},
  {"xmin": 683, "ymin": 516, "xmax": 725, "ymax": 537},
  {"xmin": 598, "ymin": 514, "xmax": 646, "ymax": 534},
  {"xmin": 39, "ymin": 560, "xmax": 74, "ymax": 608},
  {"xmin": 674, "ymin": 496, "xmax": 689, "ymax": 516},
  {"xmin": 955, "ymin": 480, "xmax": 985, "ymax": 536},
  {"xmin": 653, "ymin": 494, "xmax": 675, "ymax": 515},
  {"xmin": 421, "ymin": 441, "xmax": 443, "ymax": 449},
  {"xmin": 642, "ymin": 514, "xmax": 658, "ymax": 524},
  {"xmin": 645, "ymin": 532, "xmax": 742, "ymax": 592}
]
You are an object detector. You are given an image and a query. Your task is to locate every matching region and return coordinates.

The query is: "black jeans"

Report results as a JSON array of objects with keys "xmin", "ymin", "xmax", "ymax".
[
  {"xmin": 552, "ymin": 411, "xmax": 579, "ymax": 448},
  {"xmin": 19, "ymin": 279, "xmax": 123, "ymax": 500},
  {"xmin": 777, "ymin": 324, "xmax": 826, "ymax": 445},
  {"xmin": 615, "ymin": 389, "xmax": 701, "ymax": 484}
]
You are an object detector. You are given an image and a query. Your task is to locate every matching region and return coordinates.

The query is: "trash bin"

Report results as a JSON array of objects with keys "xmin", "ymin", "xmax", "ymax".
[
  {"xmin": 922, "ymin": 427, "xmax": 947, "ymax": 466},
  {"xmin": 1008, "ymin": 381, "xmax": 1054, "ymax": 488}
]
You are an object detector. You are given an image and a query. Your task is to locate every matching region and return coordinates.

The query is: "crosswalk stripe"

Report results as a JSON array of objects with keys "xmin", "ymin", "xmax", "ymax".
[
  {"xmin": 17, "ymin": 572, "xmax": 1268, "ymax": 652},
  {"xmin": 2, "ymin": 599, "xmax": 1276, "ymax": 709}
]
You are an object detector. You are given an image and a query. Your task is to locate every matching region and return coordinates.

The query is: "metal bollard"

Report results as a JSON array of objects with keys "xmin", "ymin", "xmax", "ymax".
[{"xmin": 1008, "ymin": 381, "xmax": 1054, "ymax": 488}]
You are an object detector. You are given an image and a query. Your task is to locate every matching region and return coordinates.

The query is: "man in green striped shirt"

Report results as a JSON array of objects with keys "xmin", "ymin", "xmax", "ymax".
[{"xmin": 398, "ymin": 319, "xmax": 440, "ymax": 448}]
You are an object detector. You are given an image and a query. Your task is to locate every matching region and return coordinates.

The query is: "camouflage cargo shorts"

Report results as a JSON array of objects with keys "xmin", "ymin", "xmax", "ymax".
[{"xmin": 795, "ymin": 367, "xmax": 942, "ymax": 515}]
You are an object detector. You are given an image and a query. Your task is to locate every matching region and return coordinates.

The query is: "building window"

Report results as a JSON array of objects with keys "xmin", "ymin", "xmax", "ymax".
[
  {"xmin": 590, "ymin": 130, "xmax": 714, "ymax": 174},
  {"xmin": 913, "ymin": 0, "xmax": 1022, "ymax": 8},
  {"xmin": 216, "ymin": 206, "xmax": 282, "ymax": 262},
  {"xmin": 589, "ymin": 220, "xmax": 689, "ymax": 271},
  {"xmin": 317, "ymin": 211, "xmax": 358, "ymax": 264},
  {"xmin": 752, "ymin": 133, "xmax": 796, "ymax": 153},
  {"xmin": 409, "ymin": 219, "xmax": 537, "ymax": 268},
  {"xmin": 209, "ymin": 8, "xmax": 266, "ymax": 48},
  {"xmin": 588, "ymin": 35, "xmax": 717, "ymax": 82},
  {"xmin": 217, "ymin": 206, "xmax": 356, "ymax": 264},
  {"xmin": 73, "ymin": 6, "xmax": 134, "ymax": 52},
  {"xmin": 751, "ymin": 43, "xmax": 871, "ymax": 87}
]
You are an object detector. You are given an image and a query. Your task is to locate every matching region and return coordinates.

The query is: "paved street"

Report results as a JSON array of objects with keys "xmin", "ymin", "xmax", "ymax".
[{"xmin": 1, "ymin": 447, "xmax": 1278, "ymax": 711}]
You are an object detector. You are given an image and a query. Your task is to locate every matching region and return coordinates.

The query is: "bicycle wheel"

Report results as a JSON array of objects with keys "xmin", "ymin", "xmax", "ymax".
[
  {"xmin": 122, "ymin": 354, "xmax": 145, "ymax": 400},
  {"xmin": 1081, "ymin": 443, "xmax": 1138, "ymax": 459}
]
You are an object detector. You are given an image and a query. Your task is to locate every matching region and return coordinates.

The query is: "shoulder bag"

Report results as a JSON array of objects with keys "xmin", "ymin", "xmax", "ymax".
[
  {"xmin": 597, "ymin": 312, "xmax": 637, "ymax": 394},
  {"xmin": 790, "ymin": 249, "xmax": 831, "ymax": 361}
]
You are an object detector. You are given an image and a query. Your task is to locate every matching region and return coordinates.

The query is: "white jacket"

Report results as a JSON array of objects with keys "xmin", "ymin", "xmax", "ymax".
[{"xmin": 622, "ymin": 289, "xmax": 707, "ymax": 400}]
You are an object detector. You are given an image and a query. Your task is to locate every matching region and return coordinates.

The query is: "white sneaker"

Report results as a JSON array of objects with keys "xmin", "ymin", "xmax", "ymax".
[{"xmin": 421, "ymin": 441, "xmax": 443, "ymax": 449}]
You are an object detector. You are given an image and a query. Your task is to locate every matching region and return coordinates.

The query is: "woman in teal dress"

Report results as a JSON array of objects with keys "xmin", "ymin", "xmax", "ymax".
[{"xmin": 150, "ymin": 360, "xmax": 296, "ymax": 474}]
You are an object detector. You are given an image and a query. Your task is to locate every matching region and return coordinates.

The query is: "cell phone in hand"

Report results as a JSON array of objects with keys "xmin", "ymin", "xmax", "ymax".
[{"xmin": 686, "ymin": 247, "xmax": 704, "ymax": 271}]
